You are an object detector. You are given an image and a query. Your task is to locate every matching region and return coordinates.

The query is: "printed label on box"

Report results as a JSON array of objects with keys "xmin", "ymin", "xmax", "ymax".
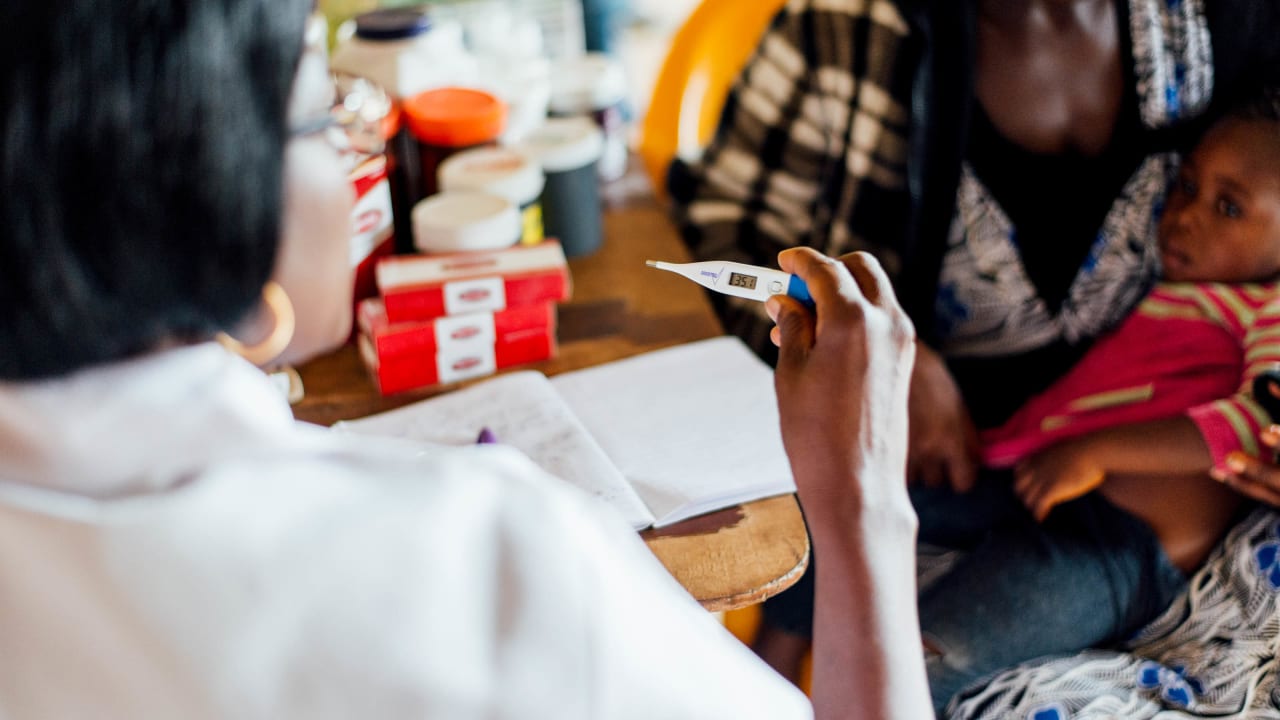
[
  {"xmin": 433, "ymin": 312, "xmax": 497, "ymax": 352},
  {"xmin": 436, "ymin": 346, "xmax": 498, "ymax": 384},
  {"xmin": 444, "ymin": 277, "xmax": 507, "ymax": 315},
  {"xmin": 350, "ymin": 177, "xmax": 393, "ymax": 268}
]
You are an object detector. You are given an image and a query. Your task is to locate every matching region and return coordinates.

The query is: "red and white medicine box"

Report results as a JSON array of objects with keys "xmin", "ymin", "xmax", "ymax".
[
  {"xmin": 359, "ymin": 323, "xmax": 557, "ymax": 395},
  {"xmin": 375, "ymin": 240, "xmax": 571, "ymax": 323},
  {"xmin": 357, "ymin": 298, "xmax": 556, "ymax": 360},
  {"xmin": 350, "ymin": 155, "xmax": 396, "ymax": 310}
]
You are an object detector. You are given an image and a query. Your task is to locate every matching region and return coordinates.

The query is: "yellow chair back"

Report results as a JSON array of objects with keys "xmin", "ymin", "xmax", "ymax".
[{"xmin": 637, "ymin": 0, "xmax": 788, "ymax": 198}]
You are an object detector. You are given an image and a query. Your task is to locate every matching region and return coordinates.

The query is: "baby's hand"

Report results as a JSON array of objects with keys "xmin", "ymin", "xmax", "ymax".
[{"xmin": 1013, "ymin": 440, "xmax": 1106, "ymax": 521}]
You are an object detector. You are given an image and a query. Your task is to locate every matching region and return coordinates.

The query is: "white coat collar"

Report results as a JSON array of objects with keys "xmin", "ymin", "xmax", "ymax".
[{"xmin": 0, "ymin": 344, "xmax": 296, "ymax": 499}]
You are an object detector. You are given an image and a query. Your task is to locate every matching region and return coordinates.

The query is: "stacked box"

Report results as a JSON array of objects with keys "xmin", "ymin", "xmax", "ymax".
[
  {"xmin": 358, "ymin": 241, "xmax": 571, "ymax": 394},
  {"xmin": 358, "ymin": 299, "xmax": 557, "ymax": 395},
  {"xmin": 349, "ymin": 155, "xmax": 396, "ymax": 315},
  {"xmin": 375, "ymin": 240, "xmax": 571, "ymax": 321}
]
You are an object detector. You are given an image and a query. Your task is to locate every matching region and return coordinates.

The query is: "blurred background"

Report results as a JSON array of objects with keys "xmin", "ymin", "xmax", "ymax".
[{"xmin": 318, "ymin": 0, "xmax": 703, "ymax": 130}]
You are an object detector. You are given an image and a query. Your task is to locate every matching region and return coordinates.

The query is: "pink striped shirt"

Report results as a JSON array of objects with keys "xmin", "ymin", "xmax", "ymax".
[{"xmin": 982, "ymin": 282, "xmax": 1280, "ymax": 470}]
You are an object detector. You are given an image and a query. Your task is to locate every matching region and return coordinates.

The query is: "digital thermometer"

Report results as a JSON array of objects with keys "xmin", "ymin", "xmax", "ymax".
[{"xmin": 646, "ymin": 259, "xmax": 813, "ymax": 307}]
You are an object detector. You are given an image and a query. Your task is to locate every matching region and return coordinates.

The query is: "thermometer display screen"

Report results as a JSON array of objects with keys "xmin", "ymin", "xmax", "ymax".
[{"xmin": 727, "ymin": 272, "xmax": 758, "ymax": 290}]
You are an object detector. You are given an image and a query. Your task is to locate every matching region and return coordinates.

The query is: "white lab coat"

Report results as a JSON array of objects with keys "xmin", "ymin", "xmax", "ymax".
[{"xmin": 0, "ymin": 344, "xmax": 809, "ymax": 719}]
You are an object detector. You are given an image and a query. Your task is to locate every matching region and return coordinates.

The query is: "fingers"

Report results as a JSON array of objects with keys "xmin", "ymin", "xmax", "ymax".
[
  {"xmin": 907, "ymin": 422, "xmax": 978, "ymax": 492},
  {"xmin": 767, "ymin": 295, "xmax": 815, "ymax": 369},
  {"xmin": 1214, "ymin": 450, "xmax": 1280, "ymax": 507},
  {"xmin": 910, "ymin": 457, "xmax": 945, "ymax": 489},
  {"xmin": 774, "ymin": 249, "xmax": 915, "ymax": 344},
  {"xmin": 906, "ymin": 453, "xmax": 976, "ymax": 492},
  {"xmin": 946, "ymin": 455, "xmax": 977, "ymax": 494},
  {"xmin": 1012, "ymin": 465, "xmax": 1035, "ymax": 510},
  {"xmin": 778, "ymin": 247, "xmax": 855, "ymax": 313},
  {"xmin": 951, "ymin": 425, "xmax": 980, "ymax": 493},
  {"xmin": 1030, "ymin": 483, "xmax": 1061, "ymax": 522},
  {"xmin": 910, "ymin": 450, "xmax": 976, "ymax": 492},
  {"xmin": 838, "ymin": 251, "xmax": 899, "ymax": 312},
  {"xmin": 772, "ymin": 248, "xmax": 858, "ymax": 367},
  {"xmin": 1012, "ymin": 466, "xmax": 1053, "ymax": 522}
]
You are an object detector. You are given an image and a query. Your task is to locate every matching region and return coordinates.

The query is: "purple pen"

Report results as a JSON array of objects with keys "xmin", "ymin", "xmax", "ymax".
[{"xmin": 476, "ymin": 427, "xmax": 498, "ymax": 445}]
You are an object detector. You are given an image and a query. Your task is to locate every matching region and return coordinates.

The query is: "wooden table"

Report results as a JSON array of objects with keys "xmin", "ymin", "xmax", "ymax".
[{"xmin": 292, "ymin": 173, "xmax": 810, "ymax": 612}]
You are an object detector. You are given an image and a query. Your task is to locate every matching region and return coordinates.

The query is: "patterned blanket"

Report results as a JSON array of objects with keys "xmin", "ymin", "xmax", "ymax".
[{"xmin": 947, "ymin": 508, "xmax": 1280, "ymax": 719}]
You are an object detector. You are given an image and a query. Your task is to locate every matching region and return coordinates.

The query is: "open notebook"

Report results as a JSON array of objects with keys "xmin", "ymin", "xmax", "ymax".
[{"xmin": 334, "ymin": 336, "xmax": 795, "ymax": 529}]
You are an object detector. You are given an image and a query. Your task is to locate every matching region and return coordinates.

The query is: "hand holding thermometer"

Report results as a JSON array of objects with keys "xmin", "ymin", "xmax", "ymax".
[{"xmin": 645, "ymin": 260, "xmax": 813, "ymax": 308}]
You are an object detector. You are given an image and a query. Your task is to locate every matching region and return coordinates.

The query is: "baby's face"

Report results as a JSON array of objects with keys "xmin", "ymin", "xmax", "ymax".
[{"xmin": 1158, "ymin": 117, "xmax": 1280, "ymax": 283}]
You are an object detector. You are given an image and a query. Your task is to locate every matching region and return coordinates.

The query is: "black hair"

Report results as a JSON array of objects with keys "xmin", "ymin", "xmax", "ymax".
[
  {"xmin": 0, "ymin": 0, "xmax": 311, "ymax": 379},
  {"xmin": 1228, "ymin": 85, "xmax": 1280, "ymax": 125}
]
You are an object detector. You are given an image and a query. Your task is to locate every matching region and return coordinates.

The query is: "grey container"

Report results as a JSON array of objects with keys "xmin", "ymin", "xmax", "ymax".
[{"xmin": 518, "ymin": 117, "xmax": 605, "ymax": 257}]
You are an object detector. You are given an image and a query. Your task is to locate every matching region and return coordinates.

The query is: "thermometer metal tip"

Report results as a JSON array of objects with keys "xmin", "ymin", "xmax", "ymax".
[{"xmin": 645, "ymin": 260, "xmax": 659, "ymax": 268}]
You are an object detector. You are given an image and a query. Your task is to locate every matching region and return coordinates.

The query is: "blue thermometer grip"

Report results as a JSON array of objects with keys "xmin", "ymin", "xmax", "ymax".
[{"xmin": 786, "ymin": 274, "xmax": 813, "ymax": 308}]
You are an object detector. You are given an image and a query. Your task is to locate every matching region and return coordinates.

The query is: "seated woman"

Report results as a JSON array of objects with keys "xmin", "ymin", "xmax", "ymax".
[
  {"xmin": 671, "ymin": 0, "xmax": 1280, "ymax": 710},
  {"xmin": 0, "ymin": 1, "xmax": 929, "ymax": 717}
]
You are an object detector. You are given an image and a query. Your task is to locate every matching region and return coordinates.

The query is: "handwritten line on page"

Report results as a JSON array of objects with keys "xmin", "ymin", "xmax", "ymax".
[{"xmin": 334, "ymin": 337, "xmax": 795, "ymax": 529}]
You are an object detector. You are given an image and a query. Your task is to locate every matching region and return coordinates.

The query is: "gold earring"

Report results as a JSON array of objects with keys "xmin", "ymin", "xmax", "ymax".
[{"xmin": 217, "ymin": 281, "xmax": 296, "ymax": 367}]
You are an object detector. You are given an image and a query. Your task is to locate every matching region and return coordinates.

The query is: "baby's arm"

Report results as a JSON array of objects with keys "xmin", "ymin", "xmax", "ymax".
[
  {"xmin": 1013, "ymin": 416, "xmax": 1210, "ymax": 521},
  {"xmin": 1016, "ymin": 293, "xmax": 1280, "ymax": 521}
]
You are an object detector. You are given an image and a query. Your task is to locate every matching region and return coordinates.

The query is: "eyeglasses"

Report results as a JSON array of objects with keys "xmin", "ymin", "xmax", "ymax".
[{"xmin": 290, "ymin": 72, "xmax": 392, "ymax": 160}]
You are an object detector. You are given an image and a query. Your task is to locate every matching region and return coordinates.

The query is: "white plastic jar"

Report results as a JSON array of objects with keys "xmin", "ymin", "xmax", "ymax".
[
  {"xmin": 438, "ymin": 147, "xmax": 546, "ymax": 246},
  {"xmin": 411, "ymin": 191, "xmax": 522, "ymax": 254}
]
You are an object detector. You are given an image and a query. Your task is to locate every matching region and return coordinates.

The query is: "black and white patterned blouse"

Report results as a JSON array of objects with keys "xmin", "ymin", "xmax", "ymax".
[
  {"xmin": 936, "ymin": 0, "xmax": 1213, "ymax": 360},
  {"xmin": 670, "ymin": 0, "xmax": 1276, "ymax": 422}
]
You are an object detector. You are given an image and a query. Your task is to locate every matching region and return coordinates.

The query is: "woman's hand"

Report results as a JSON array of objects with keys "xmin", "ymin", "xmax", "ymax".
[
  {"xmin": 767, "ymin": 248, "xmax": 933, "ymax": 720},
  {"xmin": 1213, "ymin": 427, "xmax": 1280, "ymax": 507},
  {"xmin": 767, "ymin": 248, "xmax": 917, "ymax": 522},
  {"xmin": 907, "ymin": 343, "xmax": 980, "ymax": 493},
  {"xmin": 1212, "ymin": 372, "xmax": 1280, "ymax": 506}
]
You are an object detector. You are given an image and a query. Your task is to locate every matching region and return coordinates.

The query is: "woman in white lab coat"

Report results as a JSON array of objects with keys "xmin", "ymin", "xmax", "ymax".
[{"xmin": 0, "ymin": 1, "xmax": 927, "ymax": 718}]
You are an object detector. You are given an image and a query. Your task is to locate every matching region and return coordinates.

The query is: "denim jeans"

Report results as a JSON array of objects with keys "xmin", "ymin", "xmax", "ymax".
[{"xmin": 762, "ymin": 475, "xmax": 1188, "ymax": 715}]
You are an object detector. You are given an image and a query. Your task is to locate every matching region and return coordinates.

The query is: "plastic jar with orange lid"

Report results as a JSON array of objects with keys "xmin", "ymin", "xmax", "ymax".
[{"xmin": 402, "ymin": 87, "xmax": 507, "ymax": 202}]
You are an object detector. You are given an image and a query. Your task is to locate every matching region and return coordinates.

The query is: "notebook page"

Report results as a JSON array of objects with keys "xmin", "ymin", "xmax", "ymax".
[
  {"xmin": 333, "ymin": 371, "xmax": 656, "ymax": 529},
  {"xmin": 550, "ymin": 337, "xmax": 795, "ymax": 527}
]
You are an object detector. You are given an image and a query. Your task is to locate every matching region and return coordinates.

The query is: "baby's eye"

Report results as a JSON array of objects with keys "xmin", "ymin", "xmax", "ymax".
[
  {"xmin": 1175, "ymin": 175, "xmax": 1197, "ymax": 197},
  {"xmin": 1216, "ymin": 196, "xmax": 1242, "ymax": 218}
]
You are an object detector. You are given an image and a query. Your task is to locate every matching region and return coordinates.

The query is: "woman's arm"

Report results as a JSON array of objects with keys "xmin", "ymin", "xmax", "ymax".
[{"xmin": 770, "ymin": 248, "xmax": 932, "ymax": 720}]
